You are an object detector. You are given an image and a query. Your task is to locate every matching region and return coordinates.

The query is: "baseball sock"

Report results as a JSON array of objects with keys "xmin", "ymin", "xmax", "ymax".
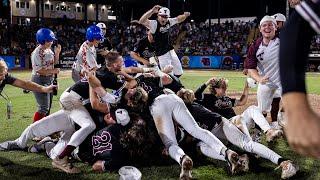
[
  {"xmin": 271, "ymin": 97, "xmax": 281, "ymax": 122},
  {"xmin": 33, "ymin": 112, "xmax": 46, "ymax": 123},
  {"xmin": 277, "ymin": 158, "xmax": 287, "ymax": 165},
  {"xmin": 58, "ymin": 145, "xmax": 76, "ymax": 159}
]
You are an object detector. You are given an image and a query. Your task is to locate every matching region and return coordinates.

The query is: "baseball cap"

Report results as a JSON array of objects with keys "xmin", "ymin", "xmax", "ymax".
[
  {"xmin": 119, "ymin": 166, "xmax": 142, "ymax": 180},
  {"xmin": 158, "ymin": 7, "xmax": 170, "ymax": 17},
  {"xmin": 260, "ymin": 15, "xmax": 277, "ymax": 26},
  {"xmin": 273, "ymin": 13, "xmax": 286, "ymax": 22},
  {"xmin": 115, "ymin": 109, "xmax": 130, "ymax": 126}
]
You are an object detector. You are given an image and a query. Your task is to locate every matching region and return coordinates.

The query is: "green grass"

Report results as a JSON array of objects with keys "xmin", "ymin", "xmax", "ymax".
[{"xmin": 0, "ymin": 70, "xmax": 319, "ymax": 179}]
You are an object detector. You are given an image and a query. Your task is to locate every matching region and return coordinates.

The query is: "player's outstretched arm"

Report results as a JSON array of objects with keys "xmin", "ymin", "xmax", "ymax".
[
  {"xmin": 283, "ymin": 92, "xmax": 320, "ymax": 158},
  {"xmin": 12, "ymin": 78, "xmax": 55, "ymax": 93},
  {"xmin": 235, "ymin": 80, "xmax": 249, "ymax": 106},
  {"xmin": 176, "ymin": 12, "xmax": 191, "ymax": 23},
  {"xmin": 139, "ymin": 5, "xmax": 161, "ymax": 27}
]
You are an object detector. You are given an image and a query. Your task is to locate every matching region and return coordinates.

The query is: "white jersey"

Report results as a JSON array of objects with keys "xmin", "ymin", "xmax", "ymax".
[
  {"xmin": 256, "ymin": 38, "xmax": 281, "ymax": 88},
  {"xmin": 148, "ymin": 18, "xmax": 179, "ymax": 34},
  {"xmin": 31, "ymin": 45, "xmax": 54, "ymax": 75},
  {"xmin": 73, "ymin": 41, "xmax": 99, "ymax": 72}
]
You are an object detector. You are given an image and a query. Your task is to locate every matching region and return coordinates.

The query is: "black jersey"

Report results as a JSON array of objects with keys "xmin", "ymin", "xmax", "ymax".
[
  {"xmin": 152, "ymin": 19, "xmax": 175, "ymax": 56},
  {"xmin": 186, "ymin": 102, "xmax": 222, "ymax": 131},
  {"xmin": 135, "ymin": 76, "xmax": 164, "ymax": 106},
  {"xmin": 96, "ymin": 39, "xmax": 113, "ymax": 66},
  {"xmin": 0, "ymin": 73, "xmax": 16, "ymax": 94},
  {"xmin": 133, "ymin": 37, "xmax": 156, "ymax": 64},
  {"xmin": 69, "ymin": 66, "xmax": 124, "ymax": 99},
  {"xmin": 195, "ymin": 84, "xmax": 236, "ymax": 119},
  {"xmin": 77, "ymin": 124, "xmax": 128, "ymax": 171},
  {"xmin": 163, "ymin": 74, "xmax": 184, "ymax": 93}
]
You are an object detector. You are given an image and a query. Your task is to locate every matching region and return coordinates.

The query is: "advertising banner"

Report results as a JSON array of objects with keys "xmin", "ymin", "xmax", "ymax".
[{"xmin": 0, "ymin": 55, "xmax": 25, "ymax": 69}]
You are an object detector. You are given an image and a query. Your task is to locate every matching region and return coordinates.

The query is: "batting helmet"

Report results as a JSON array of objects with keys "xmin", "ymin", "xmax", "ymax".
[
  {"xmin": 158, "ymin": 7, "xmax": 170, "ymax": 17},
  {"xmin": 86, "ymin": 25, "xmax": 104, "ymax": 42},
  {"xmin": 124, "ymin": 57, "xmax": 138, "ymax": 67},
  {"xmin": 36, "ymin": 28, "xmax": 57, "ymax": 45}
]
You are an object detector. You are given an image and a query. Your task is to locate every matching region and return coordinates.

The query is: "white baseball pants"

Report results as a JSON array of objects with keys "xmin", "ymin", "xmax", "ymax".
[
  {"xmin": 233, "ymin": 105, "xmax": 272, "ymax": 136},
  {"xmin": 257, "ymin": 83, "xmax": 282, "ymax": 113},
  {"xmin": 14, "ymin": 110, "xmax": 75, "ymax": 148},
  {"xmin": 150, "ymin": 94, "xmax": 226, "ymax": 164},
  {"xmin": 199, "ymin": 118, "xmax": 282, "ymax": 164},
  {"xmin": 15, "ymin": 90, "xmax": 96, "ymax": 150},
  {"xmin": 158, "ymin": 49, "xmax": 183, "ymax": 76}
]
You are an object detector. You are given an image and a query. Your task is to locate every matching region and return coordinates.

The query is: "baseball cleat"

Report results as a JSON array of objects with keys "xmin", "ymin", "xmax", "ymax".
[
  {"xmin": 251, "ymin": 129, "xmax": 262, "ymax": 143},
  {"xmin": 277, "ymin": 112, "xmax": 286, "ymax": 128},
  {"xmin": 275, "ymin": 160, "xmax": 299, "ymax": 179},
  {"xmin": 179, "ymin": 155, "xmax": 193, "ymax": 180},
  {"xmin": 238, "ymin": 154, "xmax": 250, "ymax": 172},
  {"xmin": 0, "ymin": 141, "xmax": 22, "ymax": 151},
  {"xmin": 225, "ymin": 149, "xmax": 240, "ymax": 175},
  {"xmin": 266, "ymin": 128, "xmax": 283, "ymax": 142},
  {"xmin": 28, "ymin": 136, "xmax": 53, "ymax": 153},
  {"xmin": 270, "ymin": 121, "xmax": 282, "ymax": 130},
  {"xmin": 52, "ymin": 156, "xmax": 80, "ymax": 174}
]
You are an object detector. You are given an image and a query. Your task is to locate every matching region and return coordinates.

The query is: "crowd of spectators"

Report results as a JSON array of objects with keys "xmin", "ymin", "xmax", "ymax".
[
  {"xmin": 176, "ymin": 20, "xmax": 255, "ymax": 56},
  {"xmin": 0, "ymin": 20, "xmax": 319, "ymax": 59}
]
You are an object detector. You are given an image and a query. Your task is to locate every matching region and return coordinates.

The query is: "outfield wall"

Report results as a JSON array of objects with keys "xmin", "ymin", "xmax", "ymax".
[
  {"xmin": 0, "ymin": 55, "xmax": 26, "ymax": 69},
  {"xmin": 1, "ymin": 54, "xmax": 319, "ymax": 70}
]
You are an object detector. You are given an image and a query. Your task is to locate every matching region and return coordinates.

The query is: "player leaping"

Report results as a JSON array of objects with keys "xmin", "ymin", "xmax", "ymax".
[{"xmin": 139, "ymin": 5, "xmax": 190, "ymax": 78}]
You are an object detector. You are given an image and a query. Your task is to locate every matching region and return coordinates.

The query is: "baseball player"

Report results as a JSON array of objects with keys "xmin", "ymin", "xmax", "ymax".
[
  {"xmin": 130, "ymin": 29, "xmax": 156, "ymax": 67},
  {"xmin": 244, "ymin": 15, "xmax": 286, "ymax": 126},
  {"xmin": 96, "ymin": 22, "xmax": 113, "ymax": 67},
  {"xmin": 139, "ymin": 5, "xmax": 190, "ymax": 77},
  {"xmin": 38, "ymin": 117, "xmax": 151, "ymax": 173},
  {"xmin": 280, "ymin": 0, "xmax": 320, "ymax": 158},
  {"xmin": 31, "ymin": 28, "xmax": 61, "ymax": 122},
  {"xmin": 72, "ymin": 25, "xmax": 104, "ymax": 82},
  {"xmin": 87, "ymin": 70, "xmax": 245, "ymax": 178},
  {"xmin": 130, "ymin": 30, "xmax": 174, "ymax": 75},
  {"xmin": 0, "ymin": 52, "xmax": 140, "ymax": 173},
  {"xmin": 131, "ymin": 75, "xmax": 243, "ymax": 178},
  {"xmin": 177, "ymin": 89, "xmax": 299, "ymax": 179},
  {"xmin": 245, "ymin": 16, "xmax": 282, "ymax": 124},
  {"xmin": 194, "ymin": 77, "xmax": 282, "ymax": 142},
  {"xmin": 27, "ymin": 88, "xmax": 149, "ymax": 173}
]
